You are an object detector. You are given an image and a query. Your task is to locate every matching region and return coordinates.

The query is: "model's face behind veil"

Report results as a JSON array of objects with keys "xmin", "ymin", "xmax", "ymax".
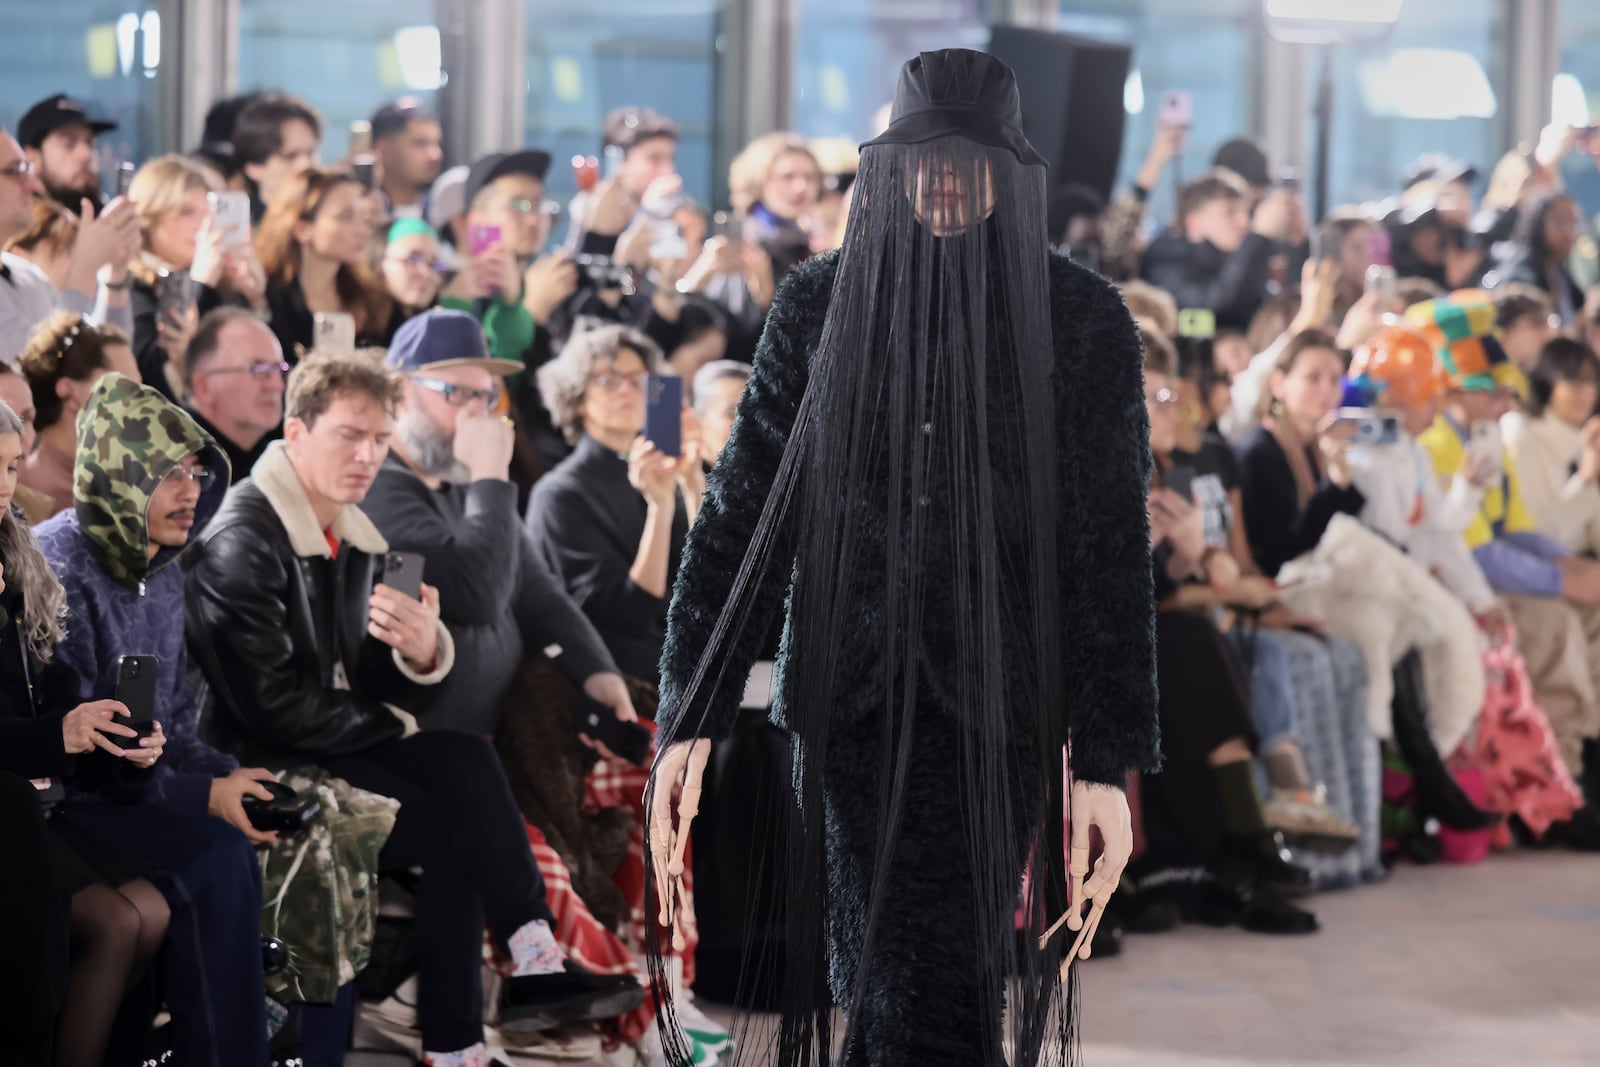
[{"xmin": 909, "ymin": 156, "xmax": 996, "ymax": 237}]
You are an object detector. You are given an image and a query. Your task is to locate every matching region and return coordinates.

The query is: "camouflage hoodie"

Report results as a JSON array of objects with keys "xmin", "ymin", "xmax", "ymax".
[{"xmin": 36, "ymin": 373, "xmax": 236, "ymax": 810}]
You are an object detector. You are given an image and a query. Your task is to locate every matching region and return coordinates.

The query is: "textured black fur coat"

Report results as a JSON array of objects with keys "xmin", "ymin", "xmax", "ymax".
[{"xmin": 658, "ymin": 249, "xmax": 1160, "ymax": 786}]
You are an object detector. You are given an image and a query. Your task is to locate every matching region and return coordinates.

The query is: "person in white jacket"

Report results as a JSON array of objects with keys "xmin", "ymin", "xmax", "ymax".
[{"xmin": 1501, "ymin": 337, "xmax": 1600, "ymax": 557}]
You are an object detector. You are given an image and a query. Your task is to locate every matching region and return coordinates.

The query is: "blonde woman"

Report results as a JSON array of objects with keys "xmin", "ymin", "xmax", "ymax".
[
  {"xmin": 727, "ymin": 131, "xmax": 822, "ymax": 283},
  {"xmin": 127, "ymin": 155, "xmax": 267, "ymax": 399}
]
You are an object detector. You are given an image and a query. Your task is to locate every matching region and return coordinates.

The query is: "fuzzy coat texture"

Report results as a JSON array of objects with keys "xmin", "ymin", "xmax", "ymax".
[{"xmin": 657, "ymin": 250, "xmax": 1160, "ymax": 1064}]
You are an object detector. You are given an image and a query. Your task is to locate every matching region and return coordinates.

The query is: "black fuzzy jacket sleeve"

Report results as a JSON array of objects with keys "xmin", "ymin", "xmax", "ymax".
[
  {"xmin": 1050, "ymin": 255, "xmax": 1162, "ymax": 785},
  {"xmin": 655, "ymin": 253, "xmax": 835, "ymax": 745}
]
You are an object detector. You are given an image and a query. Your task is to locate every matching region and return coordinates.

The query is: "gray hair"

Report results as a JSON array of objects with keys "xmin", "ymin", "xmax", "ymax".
[
  {"xmin": 0, "ymin": 399, "xmax": 67, "ymax": 661},
  {"xmin": 691, "ymin": 359, "xmax": 751, "ymax": 414},
  {"xmin": 537, "ymin": 322, "xmax": 665, "ymax": 445}
]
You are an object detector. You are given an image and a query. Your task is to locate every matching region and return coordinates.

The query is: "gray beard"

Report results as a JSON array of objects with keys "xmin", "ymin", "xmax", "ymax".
[{"xmin": 396, "ymin": 408, "xmax": 470, "ymax": 484}]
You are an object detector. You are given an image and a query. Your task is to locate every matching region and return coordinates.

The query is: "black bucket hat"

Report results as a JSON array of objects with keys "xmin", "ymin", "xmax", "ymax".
[{"xmin": 861, "ymin": 49, "xmax": 1045, "ymax": 168}]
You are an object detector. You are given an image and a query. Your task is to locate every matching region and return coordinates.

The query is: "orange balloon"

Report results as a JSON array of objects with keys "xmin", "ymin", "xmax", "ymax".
[{"xmin": 1351, "ymin": 325, "xmax": 1445, "ymax": 411}]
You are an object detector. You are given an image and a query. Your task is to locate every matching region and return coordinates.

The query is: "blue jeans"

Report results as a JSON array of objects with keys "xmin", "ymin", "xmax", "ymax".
[{"xmin": 63, "ymin": 800, "xmax": 269, "ymax": 1067}]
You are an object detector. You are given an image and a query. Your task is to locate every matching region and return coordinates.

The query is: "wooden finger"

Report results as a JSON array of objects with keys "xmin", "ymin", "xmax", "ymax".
[{"xmin": 1066, "ymin": 844, "xmax": 1090, "ymax": 931}]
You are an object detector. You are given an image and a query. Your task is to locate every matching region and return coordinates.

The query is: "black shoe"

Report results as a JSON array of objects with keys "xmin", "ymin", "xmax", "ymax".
[
  {"xmin": 1543, "ymin": 805, "xmax": 1600, "ymax": 852},
  {"xmin": 500, "ymin": 962, "xmax": 646, "ymax": 1036},
  {"xmin": 1187, "ymin": 878, "xmax": 1319, "ymax": 935},
  {"xmin": 1214, "ymin": 832, "xmax": 1315, "ymax": 898},
  {"xmin": 1107, "ymin": 884, "xmax": 1183, "ymax": 934}
]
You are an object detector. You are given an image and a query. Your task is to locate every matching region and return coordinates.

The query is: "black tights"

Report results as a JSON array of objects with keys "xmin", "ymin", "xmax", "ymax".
[{"xmin": 59, "ymin": 878, "xmax": 169, "ymax": 1067}]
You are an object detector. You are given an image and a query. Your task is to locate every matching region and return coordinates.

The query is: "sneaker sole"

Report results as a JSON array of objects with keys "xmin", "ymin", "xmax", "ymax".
[{"xmin": 500, "ymin": 985, "xmax": 647, "ymax": 1036}]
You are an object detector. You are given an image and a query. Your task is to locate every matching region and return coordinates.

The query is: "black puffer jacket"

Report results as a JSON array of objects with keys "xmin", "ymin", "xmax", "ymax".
[{"xmin": 184, "ymin": 443, "xmax": 451, "ymax": 766}]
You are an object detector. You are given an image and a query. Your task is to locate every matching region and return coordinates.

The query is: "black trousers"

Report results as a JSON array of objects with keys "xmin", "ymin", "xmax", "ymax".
[
  {"xmin": 0, "ymin": 773, "xmax": 65, "ymax": 1066},
  {"xmin": 1139, "ymin": 610, "xmax": 1258, "ymax": 869},
  {"xmin": 320, "ymin": 732, "xmax": 553, "ymax": 1052}
]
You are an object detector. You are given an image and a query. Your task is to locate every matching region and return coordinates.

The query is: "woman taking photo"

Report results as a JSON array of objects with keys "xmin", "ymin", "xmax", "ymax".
[
  {"xmin": 127, "ymin": 155, "xmax": 267, "ymax": 399},
  {"xmin": 256, "ymin": 167, "xmax": 398, "ymax": 358},
  {"xmin": 0, "ymin": 396, "xmax": 172, "ymax": 1067}
]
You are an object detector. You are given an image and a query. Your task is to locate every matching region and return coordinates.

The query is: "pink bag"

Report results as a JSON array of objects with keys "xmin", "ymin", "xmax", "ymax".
[{"xmin": 1437, "ymin": 767, "xmax": 1492, "ymax": 864}]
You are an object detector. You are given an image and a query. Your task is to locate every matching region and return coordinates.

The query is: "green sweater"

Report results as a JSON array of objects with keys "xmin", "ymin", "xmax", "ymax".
[{"xmin": 439, "ymin": 293, "xmax": 536, "ymax": 369}]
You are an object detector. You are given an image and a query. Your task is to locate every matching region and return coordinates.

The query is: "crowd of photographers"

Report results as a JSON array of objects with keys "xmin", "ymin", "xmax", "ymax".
[{"xmin": 2, "ymin": 76, "xmax": 1599, "ymax": 1067}]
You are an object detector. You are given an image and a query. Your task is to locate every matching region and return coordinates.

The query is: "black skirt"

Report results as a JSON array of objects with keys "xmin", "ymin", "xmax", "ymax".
[{"xmin": 45, "ymin": 808, "xmax": 156, "ymax": 894}]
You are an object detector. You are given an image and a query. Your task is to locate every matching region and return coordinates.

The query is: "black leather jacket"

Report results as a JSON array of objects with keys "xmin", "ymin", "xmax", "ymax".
[{"xmin": 184, "ymin": 478, "xmax": 428, "ymax": 765}]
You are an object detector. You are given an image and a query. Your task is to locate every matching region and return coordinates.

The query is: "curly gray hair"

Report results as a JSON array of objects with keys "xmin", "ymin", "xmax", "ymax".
[
  {"xmin": 0, "ymin": 399, "xmax": 67, "ymax": 661},
  {"xmin": 537, "ymin": 322, "xmax": 666, "ymax": 445}
]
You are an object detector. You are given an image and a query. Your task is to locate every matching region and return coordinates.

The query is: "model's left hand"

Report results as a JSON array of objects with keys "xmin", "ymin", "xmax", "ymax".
[
  {"xmin": 648, "ymin": 738, "xmax": 712, "ymax": 953},
  {"xmin": 1042, "ymin": 781, "xmax": 1132, "ymax": 966}
]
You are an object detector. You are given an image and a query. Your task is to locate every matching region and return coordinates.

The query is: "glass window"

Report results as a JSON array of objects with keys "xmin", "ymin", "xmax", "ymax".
[
  {"xmin": 239, "ymin": 0, "xmax": 443, "ymax": 156},
  {"xmin": 1057, "ymin": 0, "xmax": 1259, "ymax": 225},
  {"xmin": 1310, "ymin": 0, "xmax": 1508, "ymax": 211},
  {"xmin": 1555, "ymin": 7, "xmax": 1600, "ymax": 222},
  {"xmin": 792, "ymin": 0, "xmax": 987, "ymax": 143},
  {"xmin": 1, "ymin": 0, "xmax": 165, "ymax": 183},
  {"xmin": 525, "ymin": 0, "xmax": 723, "ymax": 215}
]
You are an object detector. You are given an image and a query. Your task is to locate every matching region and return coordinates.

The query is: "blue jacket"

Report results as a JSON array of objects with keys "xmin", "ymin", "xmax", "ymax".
[{"xmin": 35, "ymin": 374, "xmax": 237, "ymax": 811}]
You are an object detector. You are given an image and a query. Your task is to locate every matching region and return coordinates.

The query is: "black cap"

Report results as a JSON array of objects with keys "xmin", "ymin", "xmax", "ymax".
[
  {"xmin": 1212, "ymin": 138, "xmax": 1271, "ymax": 189},
  {"xmin": 1404, "ymin": 153, "xmax": 1479, "ymax": 191},
  {"xmin": 463, "ymin": 150, "xmax": 552, "ymax": 209},
  {"xmin": 17, "ymin": 94, "xmax": 117, "ymax": 149},
  {"xmin": 861, "ymin": 49, "xmax": 1044, "ymax": 167},
  {"xmin": 371, "ymin": 98, "xmax": 437, "ymax": 142}
]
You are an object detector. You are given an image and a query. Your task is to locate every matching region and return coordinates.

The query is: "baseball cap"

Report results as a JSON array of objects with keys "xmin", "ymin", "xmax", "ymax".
[
  {"xmin": 1404, "ymin": 154, "xmax": 1479, "ymax": 191},
  {"xmin": 1212, "ymin": 137, "xmax": 1271, "ymax": 190},
  {"xmin": 426, "ymin": 164, "xmax": 469, "ymax": 232},
  {"xmin": 384, "ymin": 308, "xmax": 522, "ymax": 377},
  {"xmin": 17, "ymin": 94, "xmax": 117, "ymax": 149},
  {"xmin": 463, "ymin": 150, "xmax": 552, "ymax": 211}
]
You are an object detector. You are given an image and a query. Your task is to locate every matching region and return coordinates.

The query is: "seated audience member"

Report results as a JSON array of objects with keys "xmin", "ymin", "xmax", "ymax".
[
  {"xmin": 18, "ymin": 313, "xmax": 140, "ymax": 517},
  {"xmin": 1418, "ymin": 332, "xmax": 1600, "ymax": 843},
  {"xmin": 1140, "ymin": 170, "xmax": 1293, "ymax": 332},
  {"xmin": 256, "ymin": 167, "xmax": 398, "ymax": 359},
  {"xmin": 728, "ymin": 133, "xmax": 821, "ymax": 287},
  {"xmin": 1138, "ymin": 335, "xmax": 1318, "ymax": 936},
  {"xmin": 381, "ymin": 218, "xmax": 446, "ymax": 320},
  {"xmin": 529, "ymin": 326, "xmax": 698, "ymax": 685},
  {"xmin": 1489, "ymin": 192, "xmax": 1585, "ymax": 325},
  {"xmin": 372, "ymin": 99, "xmax": 445, "ymax": 222},
  {"xmin": 1314, "ymin": 210, "xmax": 1382, "ymax": 326},
  {"xmin": 0, "ymin": 363, "xmax": 51, "ymax": 523},
  {"xmin": 127, "ymin": 155, "xmax": 268, "ymax": 398},
  {"xmin": 181, "ymin": 353, "xmax": 641, "ymax": 1065},
  {"xmin": 0, "ymin": 771, "xmax": 66, "ymax": 1065},
  {"xmin": 564, "ymin": 106, "xmax": 681, "ymax": 252},
  {"xmin": 233, "ymin": 92, "xmax": 323, "ymax": 221},
  {"xmin": 1492, "ymin": 282, "xmax": 1560, "ymax": 385},
  {"xmin": 1503, "ymin": 338, "xmax": 1600, "ymax": 556},
  {"xmin": 34, "ymin": 373, "xmax": 272, "ymax": 1064},
  {"xmin": 16, "ymin": 94, "xmax": 115, "ymax": 213},
  {"xmin": 664, "ymin": 299, "xmax": 729, "ymax": 383},
  {"xmin": 692, "ymin": 359, "xmax": 750, "ymax": 466},
  {"xmin": 0, "ymin": 124, "xmax": 139, "ymax": 362},
  {"xmin": 184, "ymin": 307, "xmax": 289, "ymax": 482},
  {"xmin": 0, "ymin": 394, "xmax": 174, "ymax": 1067},
  {"xmin": 4, "ymin": 199, "xmax": 136, "ymax": 343}
]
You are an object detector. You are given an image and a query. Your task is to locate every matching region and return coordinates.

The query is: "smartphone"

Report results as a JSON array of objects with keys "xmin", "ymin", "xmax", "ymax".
[
  {"xmin": 157, "ymin": 271, "xmax": 197, "ymax": 330},
  {"xmin": 649, "ymin": 220, "xmax": 688, "ymax": 262},
  {"xmin": 1158, "ymin": 90, "xmax": 1193, "ymax": 129},
  {"xmin": 1177, "ymin": 307, "xmax": 1216, "ymax": 340},
  {"xmin": 380, "ymin": 550, "xmax": 425, "ymax": 601},
  {"xmin": 573, "ymin": 155, "xmax": 599, "ymax": 194},
  {"xmin": 207, "ymin": 190, "xmax": 251, "ymax": 247},
  {"xmin": 1365, "ymin": 264, "xmax": 1398, "ymax": 303},
  {"xmin": 711, "ymin": 210, "xmax": 743, "ymax": 245},
  {"xmin": 468, "ymin": 222, "xmax": 502, "ymax": 258},
  {"xmin": 1469, "ymin": 421, "xmax": 1504, "ymax": 473},
  {"xmin": 312, "ymin": 311, "xmax": 356, "ymax": 353},
  {"xmin": 1162, "ymin": 464, "xmax": 1197, "ymax": 502},
  {"xmin": 574, "ymin": 698, "xmax": 653, "ymax": 767},
  {"xmin": 1333, "ymin": 408, "xmax": 1400, "ymax": 447},
  {"xmin": 644, "ymin": 374, "xmax": 684, "ymax": 458},
  {"xmin": 114, "ymin": 654, "xmax": 158, "ymax": 751},
  {"xmin": 115, "ymin": 161, "xmax": 136, "ymax": 198}
]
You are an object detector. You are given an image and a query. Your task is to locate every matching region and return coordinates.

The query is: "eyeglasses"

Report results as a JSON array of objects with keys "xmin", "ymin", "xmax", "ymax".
[
  {"xmin": 0, "ymin": 159, "xmax": 37, "ymax": 181},
  {"xmin": 198, "ymin": 361, "xmax": 291, "ymax": 382},
  {"xmin": 411, "ymin": 375, "xmax": 502, "ymax": 408},
  {"xmin": 384, "ymin": 252, "xmax": 450, "ymax": 273},
  {"xmin": 161, "ymin": 465, "xmax": 214, "ymax": 486},
  {"xmin": 1147, "ymin": 388, "xmax": 1177, "ymax": 408},
  {"xmin": 506, "ymin": 198, "xmax": 563, "ymax": 219},
  {"xmin": 590, "ymin": 370, "xmax": 646, "ymax": 393}
]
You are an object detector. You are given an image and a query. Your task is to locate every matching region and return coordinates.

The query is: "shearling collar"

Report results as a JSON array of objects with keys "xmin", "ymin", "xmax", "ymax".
[{"xmin": 250, "ymin": 441, "xmax": 388, "ymax": 558}]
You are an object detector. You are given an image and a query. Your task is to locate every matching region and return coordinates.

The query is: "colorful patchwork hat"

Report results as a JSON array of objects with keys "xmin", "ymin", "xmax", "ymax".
[
  {"xmin": 1347, "ymin": 324, "xmax": 1448, "ymax": 411},
  {"xmin": 1404, "ymin": 289, "xmax": 1518, "ymax": 394}
]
